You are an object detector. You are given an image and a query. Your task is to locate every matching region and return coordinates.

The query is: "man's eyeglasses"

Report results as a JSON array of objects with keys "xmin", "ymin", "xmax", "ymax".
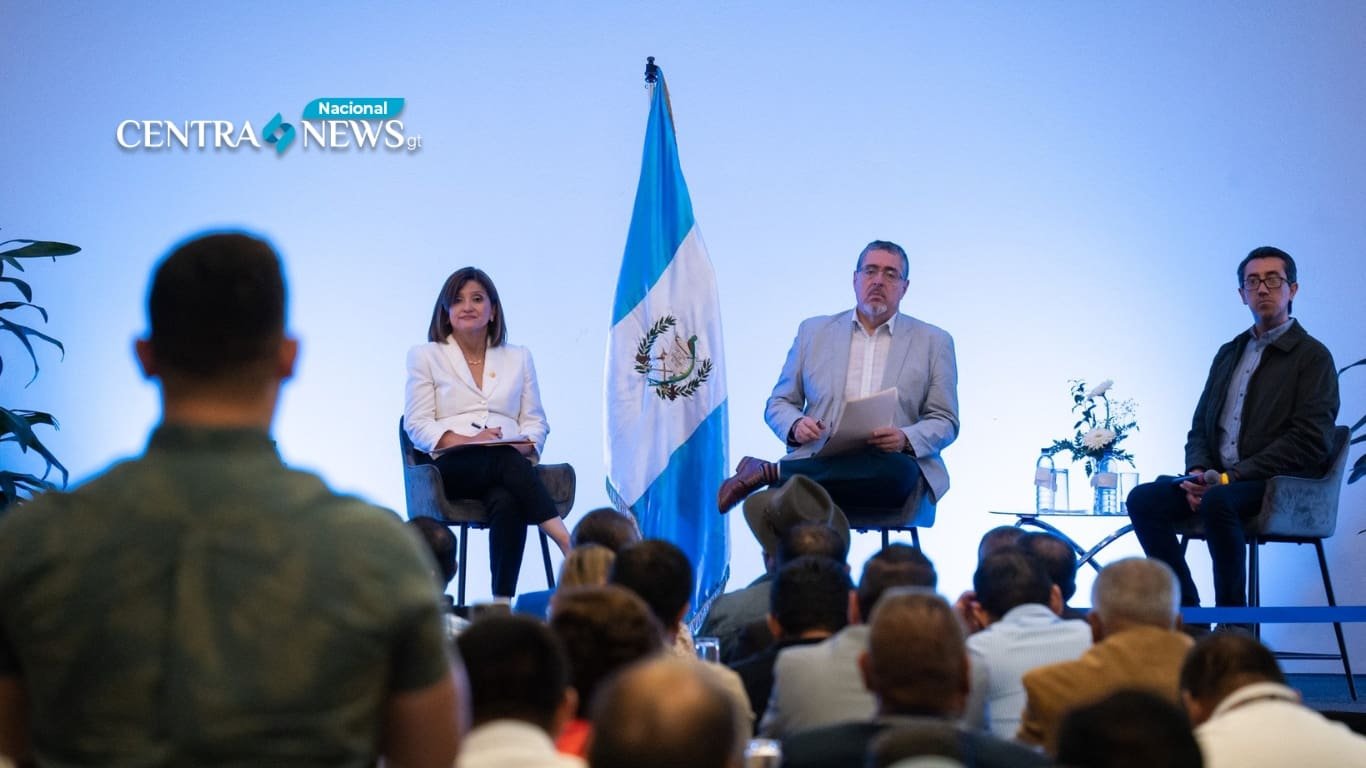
[
  {"xmin": 858, "ymin": 265, "xmax": 905, "ymax": 282},
  {"xmin": 1242, "ymin": 275, "xmax": 1288, "ymax": 290}
]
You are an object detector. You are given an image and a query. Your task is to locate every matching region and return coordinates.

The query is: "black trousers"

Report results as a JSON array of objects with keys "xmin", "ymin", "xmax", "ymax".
[
  {"xmin": 779, "ymin": 450, "xmax": 922, "ymax": 512},
  {"xmin": 423, "ymin": 446, "xmax": 557, "ymax": 598},
  {"xmin": 1127, "ymin": 477, "xmax": 1266, "ymax": 607}
]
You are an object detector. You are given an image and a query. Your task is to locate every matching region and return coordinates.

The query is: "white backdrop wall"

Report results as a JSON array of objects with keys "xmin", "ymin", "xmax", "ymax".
[{"xmin": 3, "ymin": 1, "xmax": 1363, "ymax": 668}]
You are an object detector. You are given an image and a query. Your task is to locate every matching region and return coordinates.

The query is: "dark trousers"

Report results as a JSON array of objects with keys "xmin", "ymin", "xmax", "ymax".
[
  {"xmin": 423, "ymin": 446, "xmax": 557, "ymax": 598},
  {"xmin": 1127, "ymin": 477, "xmax": 1266, "ymax": 607},
  {"xmin": 780, "ymin": 450, "xmax": 922, "ymax": 514}
]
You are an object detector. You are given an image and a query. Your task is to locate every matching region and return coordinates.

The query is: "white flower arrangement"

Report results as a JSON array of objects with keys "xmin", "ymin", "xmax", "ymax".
[{"xmin": 1044, "ymin": 379, "xmax": 1138, "ymax": 477}]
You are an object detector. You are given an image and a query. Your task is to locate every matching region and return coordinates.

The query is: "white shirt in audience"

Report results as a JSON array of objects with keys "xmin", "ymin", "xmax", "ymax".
[
  {"xmin": 1195, "ymin": 681, "xmax": 1366, "ymax": 768},
  {"xmin": 458, "ymin": 719, "xmax": 585, "ymax": 768}
]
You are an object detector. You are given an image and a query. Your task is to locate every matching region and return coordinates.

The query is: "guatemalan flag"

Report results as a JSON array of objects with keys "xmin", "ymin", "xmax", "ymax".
[{"xmin": 606, "ymin": 66, "xmax": 729, "ymax": 617}]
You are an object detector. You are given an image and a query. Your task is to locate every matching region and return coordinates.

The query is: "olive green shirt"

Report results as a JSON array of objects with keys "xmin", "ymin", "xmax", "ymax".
[{"xmin": 0, "ymin": 425, "xmax": 451, "ymax": 767}]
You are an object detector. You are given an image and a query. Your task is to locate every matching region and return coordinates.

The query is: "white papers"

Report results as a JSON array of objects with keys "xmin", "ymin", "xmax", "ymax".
[{"xmin": 814, "ymin": 388, "xmax": 898, "ymax": 458}]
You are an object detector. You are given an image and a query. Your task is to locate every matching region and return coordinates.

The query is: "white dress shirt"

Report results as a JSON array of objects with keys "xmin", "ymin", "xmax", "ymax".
[
  {"xmin": 1196, "ymin": 681, "xmax": 1366, "ymax": 768},
  {"xmin": 965, "ymin": 603, "xmax": 1092, "ymax": 737},
  {"xmin": 458, "ymin": 720, "xmax": 586, "ymax": 768}
]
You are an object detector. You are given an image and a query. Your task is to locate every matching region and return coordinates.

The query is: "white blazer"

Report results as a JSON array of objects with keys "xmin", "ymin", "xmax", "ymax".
[{"xmin": 403, "ymin": 337, "xmax": 549, "ymax": 460}]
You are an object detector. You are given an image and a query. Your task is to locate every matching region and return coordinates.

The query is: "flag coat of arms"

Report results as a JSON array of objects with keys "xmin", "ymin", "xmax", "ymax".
[{"xmin": 606, "ymin": 67, "xmax": 729, "ymax": 615}]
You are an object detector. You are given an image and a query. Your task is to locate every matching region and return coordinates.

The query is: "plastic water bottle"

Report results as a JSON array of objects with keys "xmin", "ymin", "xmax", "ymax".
[{"xmin": 1035, "ymin": 451, "xmax": 1056, "ymax": 513}]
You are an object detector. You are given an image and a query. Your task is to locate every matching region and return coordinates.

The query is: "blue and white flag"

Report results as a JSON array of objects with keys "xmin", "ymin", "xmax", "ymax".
[{"xmin": 606, "ymin": 69, "xmax": 729, "ymax": 617}]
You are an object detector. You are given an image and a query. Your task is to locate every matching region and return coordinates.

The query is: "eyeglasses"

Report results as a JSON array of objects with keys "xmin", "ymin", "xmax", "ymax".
[
  {"xmin": 857, "ymin": 265, "xmax": 905, "ymax": 282},
  {"xmin": 1242, "ymin": 275, "xmax": 1288, "ymax": 290}
]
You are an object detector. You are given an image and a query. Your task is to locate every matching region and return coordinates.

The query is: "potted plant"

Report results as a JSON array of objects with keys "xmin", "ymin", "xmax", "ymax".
[{"xmin": 1, "ymin": 232, "xmax": 80, "ymax": 511}]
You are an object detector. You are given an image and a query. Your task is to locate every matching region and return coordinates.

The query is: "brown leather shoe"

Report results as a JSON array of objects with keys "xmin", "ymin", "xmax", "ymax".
[{"xmin": 718, "ymin": 456, "xmax": 778, "ymax": 514}]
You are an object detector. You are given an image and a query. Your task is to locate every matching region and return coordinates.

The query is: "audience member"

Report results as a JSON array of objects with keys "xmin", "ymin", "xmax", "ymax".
[
  {"xmin": 730, "ymin": 522, "xmax": 849, "ymax": 661},
  {"xmin": 1017, "ymin": 531, "xmax": 1083, "ymax": 620},
  {"xmin": 701, "ymin": 476, "xmax": 849, "ymax": 663},
  {"xmin": 783, "ymin": 590, "xmax": 1049, "ymax": 768},
  {"xmin": 588, "ymin": 658, "xmax": 741, "ymax": 768},
  {"xmin": 547, "ymin": 585, "xmax": 662, "ymax": 758},
  {"xmin": 1055, "ymin": 690, "xmax": 1202, "ymax": 768},
  {"xmin": 730, "ymin": 554, "xmax": 852, "ymax": 725},
  {"xmin": 558, "ymin": 544, "xmax": 615, "ymax": 589},
  {"xmin": 953, "ymin": 525, "xmax": 1027, "ymax": 633},
  {"xmin": 1017, "ymin": 557, "xmax": 1191, "ymax": 754},
  {"xmin": 1181, "ymin": 633, "xmax": 1366, "ymax": 767},
  {"xmin": 610, "ymin": 540, "xmax": 754, "ymax": 735},
  {"xmin": 0, "ymin": 232, "xmax": 463, "ymax": 767},
  {"xmin": 761, "ymin": 544, "xmax": 937, "ymax": 738},
  {"xmin": 409, "ymin": 517, "xmax": 470, "ymax": 638},
  {"xmin": 515, "ymin": 507, "xmax": 642, "ymax": 619},
  {"xmin": 963, "ymin": 548, "xmax": 1091, "ymax": 736},
  {"xmin": 977, "ymin": 526, "xmax": 1026, "ymax": 560},
  {"xmin": 456, "ymin": 615, "xmax": 584, "ymax": 767}
]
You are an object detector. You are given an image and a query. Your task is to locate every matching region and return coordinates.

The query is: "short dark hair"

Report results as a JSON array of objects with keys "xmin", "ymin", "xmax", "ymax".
[
  {"xmin": 1238, "ymin": 245, "xmax": 1297, "ymax": 286},
  {"xmin": 426, "ymin": 267, "xmax": 507, "ymax": 346},
  {"xmin": 973, "ymin": 548, "xmax": 1053, "ymax": 620},
  {"xmin": 408, "ymin": 517, "xmax": 457, "ymax": 587},
  {"xmin": 1056, "ymin": 690, "xmax": 1202, "ymax": 768},
  {"xmin": 978, "ymin": 525, "xmax": 1026, "ymax": 561},
  {"xmin": 777, "ymin": 521, "xmax": 847, "ymax": 565},
  {"xmin": 857, "ymin": 544, "xmax": 937, "ymax": 620},
  {"xmin": 589, "ymin": 659, "xmax": 739, "ymax": 768},
  {"xmin": 571, "ymin": 507, "xmax": 641, "ymax": 552},
  {"xmin": 1179, "ymin": 632, "xmax": 1286, "ymax": 706},
  {"xmin": 856, "ymin": 240, "xmax": 910, "ymax": 280},
  {"xmin": 548, "ymin": 585, "xmax": 662, "ymax": 717},
  {"xmin": 455, "ymin": 614, "xmax": 569, "ymax": 732},
  {"xmin": 147, "ymin": 231, "xmax": 285, "ymax": 383},
  {"xmin": 610, "ymin": 539, "xmax": 693, "ymax": 628},
  {"xmin": 1019, "ymin": 532, "xmax": 1078, "ymax": 603},
  {"xmin": 770, "ymin": 555, "xmax": 851, "ymax": 637}
]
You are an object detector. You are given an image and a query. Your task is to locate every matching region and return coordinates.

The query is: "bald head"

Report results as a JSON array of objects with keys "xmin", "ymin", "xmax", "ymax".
[
  {"xmin": 863, "ymin": 589, "xmax": 967, "ymax": 717},
  {"xmin": 1092, "ymin": 558, "xmax": 1179, "ymax": 630},
  {"xmin": 589, "ymin": 658, "xmax": 739, "ymax": 768}
]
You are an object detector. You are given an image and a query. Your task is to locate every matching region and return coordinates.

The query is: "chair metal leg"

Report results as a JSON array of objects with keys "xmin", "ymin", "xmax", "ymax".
[
  {"xmin": 1249, "ymin": 537, "xmax": 1260, "ymax": 641},
  {"xmin": 539, "ymin": 530, "xmax": 556, "ymax": 589},
  {"xmin": 1314, "ymin": 539, "xmax": 1357, "ymax": 701},
  {"xmin": 882, "ymin": 529, "xmax": 890, "ymax": 549},
  {"xmin": 911, "ymin": 527, "xmax": 920, "ymax": 549},
  {"xmin": 457, "ymin": 523, "xmax": 470, "ymax": 608}
]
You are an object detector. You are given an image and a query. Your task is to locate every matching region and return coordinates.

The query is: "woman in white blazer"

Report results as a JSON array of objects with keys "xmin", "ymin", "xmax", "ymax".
[{"xmin": 403, "ymin": 267, "xmax": 571, "ymax": 599}]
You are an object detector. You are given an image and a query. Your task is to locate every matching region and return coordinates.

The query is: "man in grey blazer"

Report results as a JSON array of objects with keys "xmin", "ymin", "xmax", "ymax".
[{"xmin": 718, "ymin": 240, "xmax": 959, "ymax": 515}]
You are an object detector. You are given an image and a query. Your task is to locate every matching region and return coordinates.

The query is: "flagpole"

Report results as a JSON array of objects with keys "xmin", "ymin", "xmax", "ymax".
[{"xmin": 644, "ymin": 56, "xmax": 658, "ymax": 84}]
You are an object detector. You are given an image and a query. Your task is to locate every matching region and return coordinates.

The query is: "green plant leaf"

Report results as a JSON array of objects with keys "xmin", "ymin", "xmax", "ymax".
[
  {"xmin": 1349, "ymin": 456, "xmax": 1365, "ymax": 484},
  {"xmin": 1337, "ymin": 358, "xmax": 1366, "ymax": 377},
  {"xmin": 0, "ymin": 275, "xmax": 33, "ymax": 301},
  {"xmin": 0, "ymin": 471, "xmax": 60, "ymax": 511},
  {"xmin": 0, "ymin": 300, "xmax": 49, "ymax": 322},
  {"xmin": 0, "ymin": 316, "xmax": 64, "ymax": 385},
  {"xmin": 0, "ymin": 240, "xmax": 82, "ymax": 273},
  {"xmin": 0, "ymin": 407, "xmax": 67, "ymax": 487}
]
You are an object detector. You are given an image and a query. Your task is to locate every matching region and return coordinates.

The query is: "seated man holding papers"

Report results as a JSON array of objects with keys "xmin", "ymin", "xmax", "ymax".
[{"xmin": 719, "ymin": 240, "xmax": 959, "ymax": 516}]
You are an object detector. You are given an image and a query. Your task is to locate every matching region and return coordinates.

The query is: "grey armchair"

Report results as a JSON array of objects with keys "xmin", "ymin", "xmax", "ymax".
[
  {"xmin": 1178, "ymin": 425, "xmax": 1354, "ymax": 699},
  {"xmin": 399, "ymin": 417, "xmax": 575, "ymax": 606}
]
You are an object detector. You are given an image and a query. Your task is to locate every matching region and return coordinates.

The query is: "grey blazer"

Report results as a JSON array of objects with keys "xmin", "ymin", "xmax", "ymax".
[{"xmin": 764, "ymin": 310, "xmax": 959, "ymax": 501}]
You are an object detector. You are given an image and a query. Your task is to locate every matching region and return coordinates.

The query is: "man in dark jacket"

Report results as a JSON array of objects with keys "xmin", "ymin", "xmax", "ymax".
[{"xmin": 1127, "ymin": 245, "xmax": 1339, "ymax": 608}]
